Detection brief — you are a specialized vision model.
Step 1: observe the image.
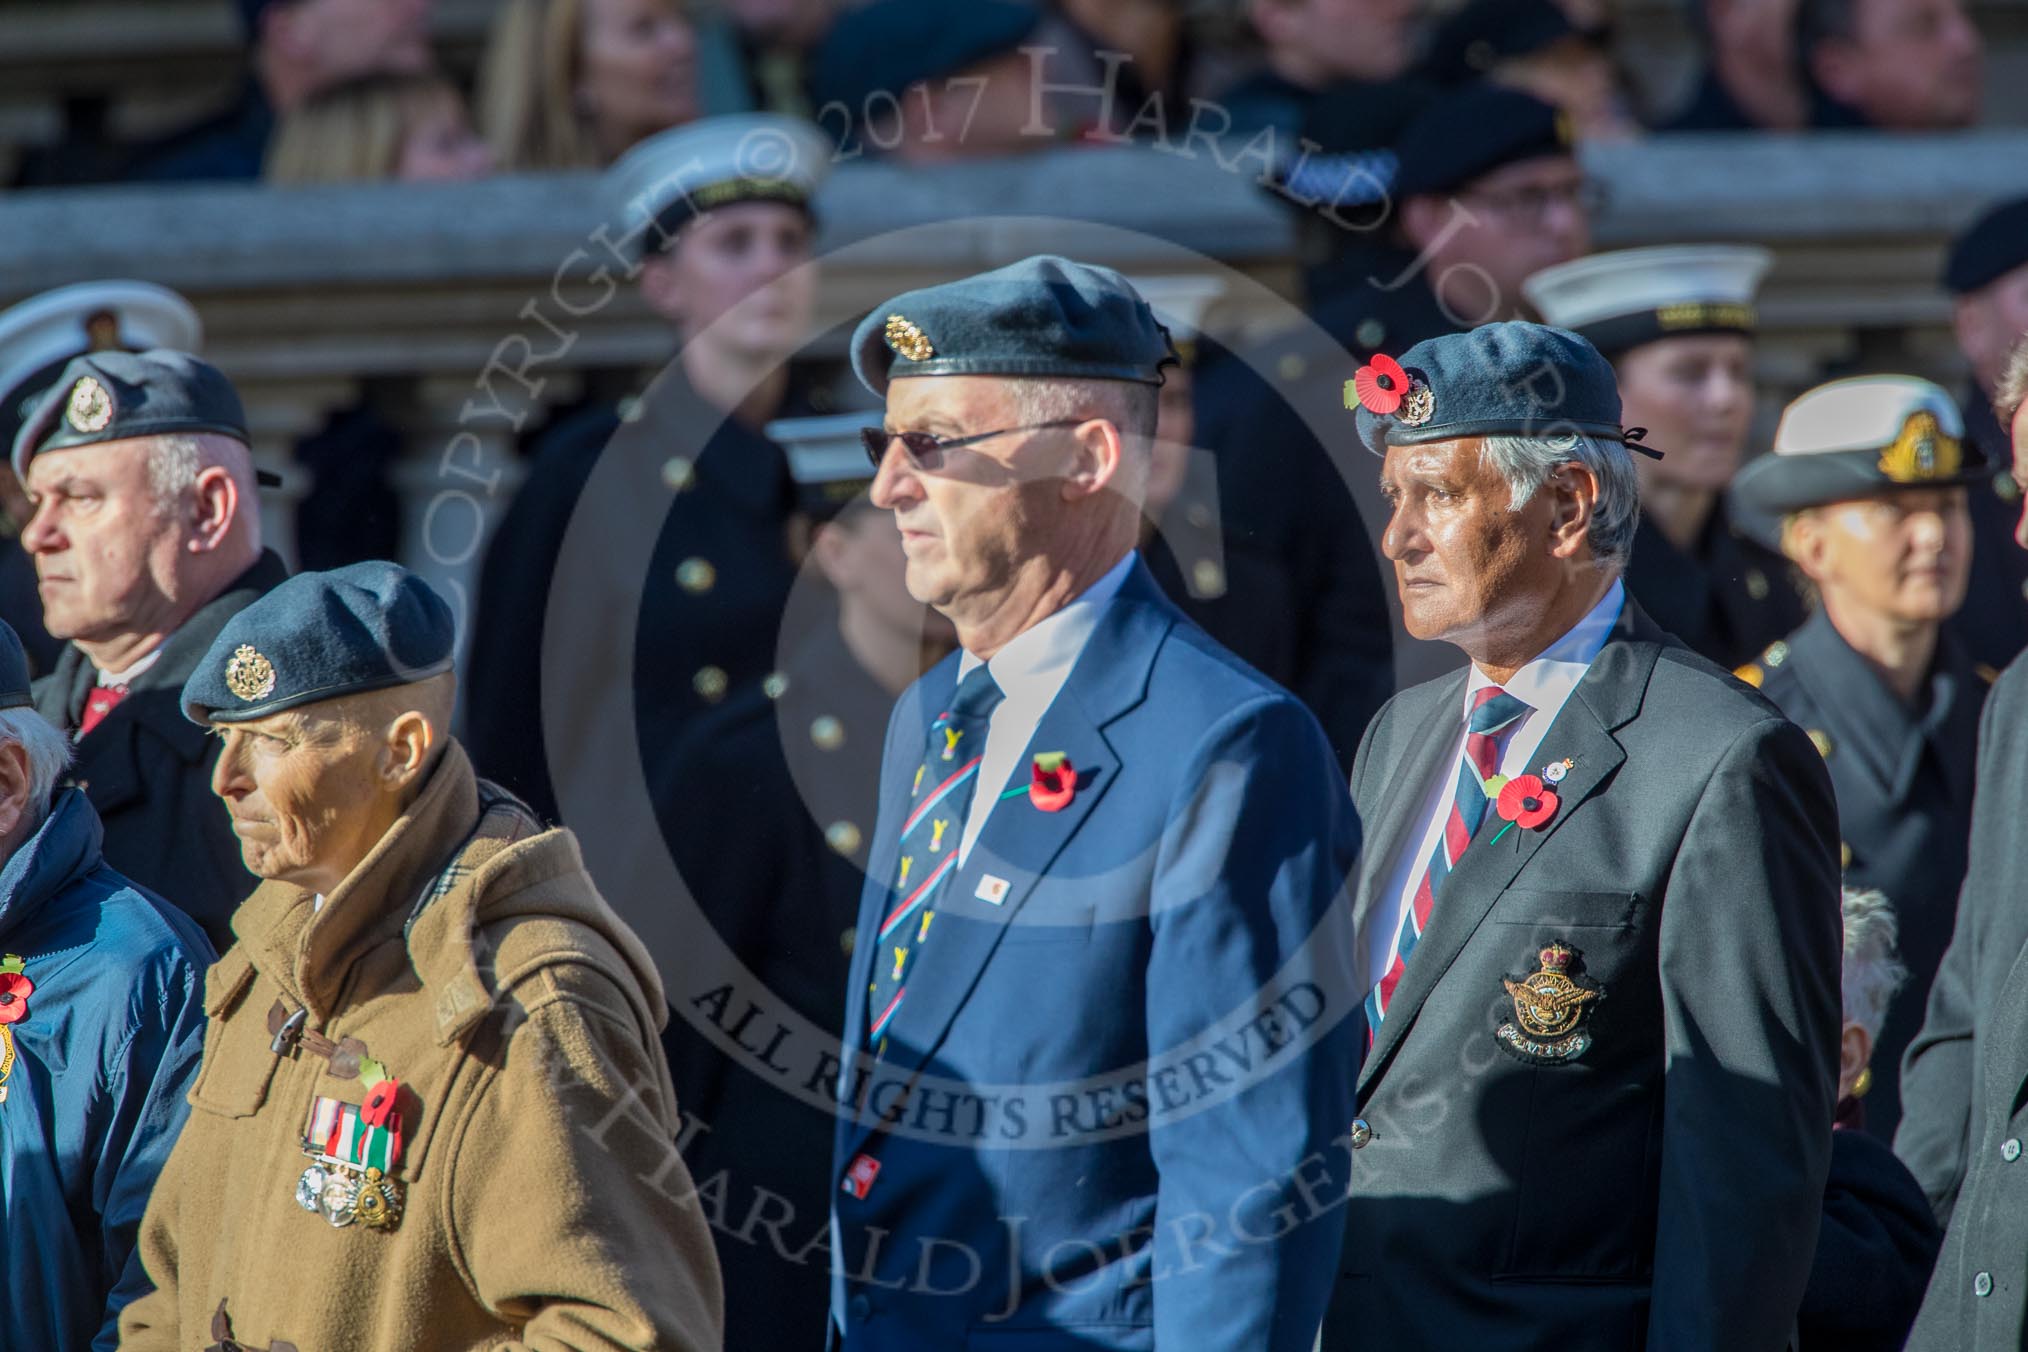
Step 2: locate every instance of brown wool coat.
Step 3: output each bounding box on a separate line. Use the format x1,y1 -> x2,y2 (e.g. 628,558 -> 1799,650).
118,742 -> 723,1351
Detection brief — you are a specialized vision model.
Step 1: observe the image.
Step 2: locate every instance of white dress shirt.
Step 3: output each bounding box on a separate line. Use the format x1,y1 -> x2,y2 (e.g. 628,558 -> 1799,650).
1366,579 -> 1626,986
952,551 -> 1136,864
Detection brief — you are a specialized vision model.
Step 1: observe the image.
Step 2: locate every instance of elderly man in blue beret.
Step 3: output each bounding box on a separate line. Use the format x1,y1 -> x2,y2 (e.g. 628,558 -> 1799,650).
0,615 -> 211,1351
829,255 -> 1361,1350
1320,321 -> 1842,1350
119,562 -> 722,1352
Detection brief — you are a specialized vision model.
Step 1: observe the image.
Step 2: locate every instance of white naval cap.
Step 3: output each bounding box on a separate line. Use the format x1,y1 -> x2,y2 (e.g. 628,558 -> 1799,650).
604,113 -> 834,264
1772,374 -> 1965,456
1522,244 -> 1773,357
0,280 -> 201,442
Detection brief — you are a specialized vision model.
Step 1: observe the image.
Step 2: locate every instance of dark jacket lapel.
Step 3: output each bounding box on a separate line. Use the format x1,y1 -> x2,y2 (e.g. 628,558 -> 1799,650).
1349,674 -> 1467,977
1358,601 -> 1664,1096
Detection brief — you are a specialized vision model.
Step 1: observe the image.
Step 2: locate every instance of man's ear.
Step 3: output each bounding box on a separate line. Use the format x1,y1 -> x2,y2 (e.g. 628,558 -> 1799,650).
1782,509 -> 1830,583
380,710 -> 437,791
809,519 -> 854,592
1058,419 -> 1124,503
188,465 -> 240,554
1838,1021 -> 1872,1095
1544,459 -> 1600,559
638,254 -> 687,326
0,740 -> 33,844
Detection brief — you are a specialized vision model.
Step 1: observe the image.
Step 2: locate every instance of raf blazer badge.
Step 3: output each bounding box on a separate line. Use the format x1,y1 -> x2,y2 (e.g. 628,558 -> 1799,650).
1496,942 -> 1602,1064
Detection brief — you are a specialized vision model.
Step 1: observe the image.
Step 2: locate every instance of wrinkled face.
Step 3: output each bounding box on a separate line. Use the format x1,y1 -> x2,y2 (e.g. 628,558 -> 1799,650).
1418,156 -> 1593,324
1380,437 -> 1565,649
649,201 -> 816,356
1818,0 -> 1983,129
869,376 -> 1073,618
1616,334 -> 1755,493
580,0 -> 699,146
394,93 -> 494,181
289,0 -> 434,86
22,440 -> 188,644
210,704 -> 390,891
1793,486 -> 1971,624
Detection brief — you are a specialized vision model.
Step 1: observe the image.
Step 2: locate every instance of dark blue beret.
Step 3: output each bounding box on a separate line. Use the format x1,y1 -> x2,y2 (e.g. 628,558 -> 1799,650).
0,620 -> 31,712
1943,194 -> 2028,295
811,0 -> 1042,134
1423,0 -> 1585,86
1390,85 -> 1574,199
1350,320 -> 1631,456
182,562 -> 455,724
850,255 -> 1176,396
12,349 -> 247,479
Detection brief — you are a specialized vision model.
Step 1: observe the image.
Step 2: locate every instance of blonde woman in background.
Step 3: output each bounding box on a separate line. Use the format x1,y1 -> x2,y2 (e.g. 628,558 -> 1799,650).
479,0 -> 700,169
266,71 -> 494,182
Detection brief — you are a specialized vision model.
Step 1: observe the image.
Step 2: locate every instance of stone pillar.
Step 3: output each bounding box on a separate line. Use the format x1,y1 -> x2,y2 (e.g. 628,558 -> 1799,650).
238,377 -> 360,571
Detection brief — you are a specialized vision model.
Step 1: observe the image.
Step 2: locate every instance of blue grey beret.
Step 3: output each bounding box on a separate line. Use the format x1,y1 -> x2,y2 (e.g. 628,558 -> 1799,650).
0,620 -> 31,712
850,255 -> 1177,397
1944,194 -> 2028,295
1350,321 -> 1633,456
811,0 -> 1042,137
1390,85 -> 1573,200
182,562 -> 455,725
13,349 -> 247,479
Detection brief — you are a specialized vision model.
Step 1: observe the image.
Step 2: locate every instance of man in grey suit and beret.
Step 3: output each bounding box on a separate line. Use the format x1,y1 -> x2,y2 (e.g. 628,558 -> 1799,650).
1319,322 -> 1842,1350
1900,339 -> 2028,1349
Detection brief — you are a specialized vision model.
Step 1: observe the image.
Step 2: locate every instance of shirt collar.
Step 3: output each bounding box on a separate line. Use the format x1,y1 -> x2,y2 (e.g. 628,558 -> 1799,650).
94,645 -> 164,688
957,552 -> 1136,700
1464,578 -> 1626,715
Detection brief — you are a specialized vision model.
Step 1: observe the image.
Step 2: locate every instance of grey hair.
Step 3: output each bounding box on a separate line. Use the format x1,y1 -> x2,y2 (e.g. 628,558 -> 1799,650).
0,706 -> 75,822
1005,378 -> 1159,445
1477,431 -> 1641,571
146,432 -> 260,521
1841,886 -> 1908,1043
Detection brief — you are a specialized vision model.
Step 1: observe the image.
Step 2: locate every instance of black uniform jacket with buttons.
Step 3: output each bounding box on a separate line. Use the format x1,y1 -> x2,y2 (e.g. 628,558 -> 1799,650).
30,549 -> 288,950
465,363 -> 809,825
1753,609 -> 1986,1143
1625,499 -> 1805,671
1319,600 -> 1842,1352
1900,655 -> 2028,1348
1800,1125 -> 1941,1352
653,606 -> 905,1352
1954,385 -> 2028,675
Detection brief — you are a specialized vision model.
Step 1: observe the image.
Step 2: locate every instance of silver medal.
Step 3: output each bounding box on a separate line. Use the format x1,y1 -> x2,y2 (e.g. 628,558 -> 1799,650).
296,1164 -> 328,1213
320,1172 -> 359,1227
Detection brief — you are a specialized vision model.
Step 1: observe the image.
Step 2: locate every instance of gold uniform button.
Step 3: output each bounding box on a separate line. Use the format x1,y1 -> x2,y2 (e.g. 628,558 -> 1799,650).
1841,842 -> 1853,869
762,671 -> 790,700
839,928 -> 856,956
826,821 -> 863,855
1191,559 -> 1228,598
1185,503 -> 1212,529
1745,569 -> 1769,601
1355,318 -> 1387,350
1996,474 -> 2020,503
676,557 -> 717,593
661,457 -> 695,491
1733,662 -> 1764,688
617,397 -> 645,424
693,666 -> 728,702
811,715 -> 845,751
1277,353 -> 1307,382
1808,729 -> 1833,759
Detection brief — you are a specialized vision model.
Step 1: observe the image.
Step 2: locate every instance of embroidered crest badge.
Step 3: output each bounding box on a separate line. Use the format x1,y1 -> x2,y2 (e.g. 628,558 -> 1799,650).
884,314 -> 935,363
1496,942 -> 1602,1064
65,376 -> 114,433
225,644 -> 277,702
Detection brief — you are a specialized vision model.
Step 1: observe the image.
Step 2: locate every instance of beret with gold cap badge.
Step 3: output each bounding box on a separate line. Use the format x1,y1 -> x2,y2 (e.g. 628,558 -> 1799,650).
849,254 -> 1177,397
0,280 -> 201,457
1731,375 -> 1986,548
182,561 -> 455,725
12,349 -> 249,479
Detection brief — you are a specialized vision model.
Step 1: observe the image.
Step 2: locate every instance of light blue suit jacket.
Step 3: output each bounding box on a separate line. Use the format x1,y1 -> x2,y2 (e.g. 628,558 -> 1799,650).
829,560 -> 1362,1351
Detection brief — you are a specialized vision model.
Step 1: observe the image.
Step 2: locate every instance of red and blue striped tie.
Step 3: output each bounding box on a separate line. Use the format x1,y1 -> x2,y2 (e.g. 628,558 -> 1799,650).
1367,686 -> 1531,1033
866,666 -> 1005,1053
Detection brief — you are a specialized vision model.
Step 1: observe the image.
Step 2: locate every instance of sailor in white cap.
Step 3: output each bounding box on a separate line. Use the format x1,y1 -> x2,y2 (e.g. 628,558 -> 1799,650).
1732,374 -> 1988,1147
1525,243 -> 1806,668
0,282 -> 204,674
467,113 -> 836,824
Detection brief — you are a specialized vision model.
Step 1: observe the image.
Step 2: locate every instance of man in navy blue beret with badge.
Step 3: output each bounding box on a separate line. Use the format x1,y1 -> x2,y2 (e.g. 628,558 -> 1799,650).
1320,321 -> 1841,1349
831,255 -> 1361,1350
120,562 -> 722,1351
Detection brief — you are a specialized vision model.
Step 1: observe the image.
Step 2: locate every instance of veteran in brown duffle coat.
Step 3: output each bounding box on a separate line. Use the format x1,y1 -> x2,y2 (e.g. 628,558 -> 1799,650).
118,563 -> 722,1352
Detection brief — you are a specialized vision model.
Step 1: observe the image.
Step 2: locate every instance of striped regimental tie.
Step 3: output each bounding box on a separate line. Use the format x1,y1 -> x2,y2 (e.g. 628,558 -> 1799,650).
866,665 -> 1005,1053
1366,687 -> 1531,1032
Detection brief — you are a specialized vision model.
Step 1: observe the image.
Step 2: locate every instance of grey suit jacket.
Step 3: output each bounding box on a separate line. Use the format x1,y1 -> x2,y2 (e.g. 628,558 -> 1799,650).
1319,600 -> 1842,1351
1900,654 -> 2028,1348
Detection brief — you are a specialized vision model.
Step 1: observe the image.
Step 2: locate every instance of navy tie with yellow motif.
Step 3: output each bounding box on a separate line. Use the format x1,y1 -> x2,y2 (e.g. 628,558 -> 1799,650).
866,665 -> 1005,1053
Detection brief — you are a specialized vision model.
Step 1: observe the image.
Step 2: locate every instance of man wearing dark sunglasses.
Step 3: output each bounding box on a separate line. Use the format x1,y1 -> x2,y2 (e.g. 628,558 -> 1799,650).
827,254 -> 1361,1352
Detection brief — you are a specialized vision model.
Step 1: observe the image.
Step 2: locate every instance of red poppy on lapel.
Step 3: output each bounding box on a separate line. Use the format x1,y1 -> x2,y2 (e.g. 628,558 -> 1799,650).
1349,352 -> 1410,415
1496,774 -> 1559,831
0,970 -> 32,1026
1030,752 -> 1076,812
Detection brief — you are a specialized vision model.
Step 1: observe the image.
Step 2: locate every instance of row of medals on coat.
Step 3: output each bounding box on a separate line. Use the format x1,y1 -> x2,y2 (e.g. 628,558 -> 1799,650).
296,1075 -> 407,1230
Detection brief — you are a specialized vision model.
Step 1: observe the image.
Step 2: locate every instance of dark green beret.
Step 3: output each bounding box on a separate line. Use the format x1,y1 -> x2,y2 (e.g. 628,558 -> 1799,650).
1943,195 -> 2028,295
0,620 -> 32,711
182,561 -> 455,725
12,349 -> 247,478
811,0 -> 1042,139
850,254 -> 1176,397
1350,320 -> 1633,457
1390,85 -> 1574,200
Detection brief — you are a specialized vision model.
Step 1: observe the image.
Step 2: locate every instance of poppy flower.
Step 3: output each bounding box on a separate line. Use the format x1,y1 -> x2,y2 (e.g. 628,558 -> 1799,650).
1496,774 -> 1559,831
1030,752 -> 1076,812
1352,353 -> 1410,415
0,971 -> 34,1025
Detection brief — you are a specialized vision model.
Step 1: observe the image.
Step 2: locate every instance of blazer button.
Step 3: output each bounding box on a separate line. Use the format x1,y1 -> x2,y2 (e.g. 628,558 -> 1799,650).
1349,1118 -> 1373,1149
1975,1272 -> 1994,1297
848,1293 -> 873,1321
2003,1138 -> 2022,1162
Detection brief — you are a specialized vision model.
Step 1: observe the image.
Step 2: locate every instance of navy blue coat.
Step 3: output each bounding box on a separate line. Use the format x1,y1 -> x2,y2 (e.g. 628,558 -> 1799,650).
829,560 -> 1362,1350
0,787 -> 211,1350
